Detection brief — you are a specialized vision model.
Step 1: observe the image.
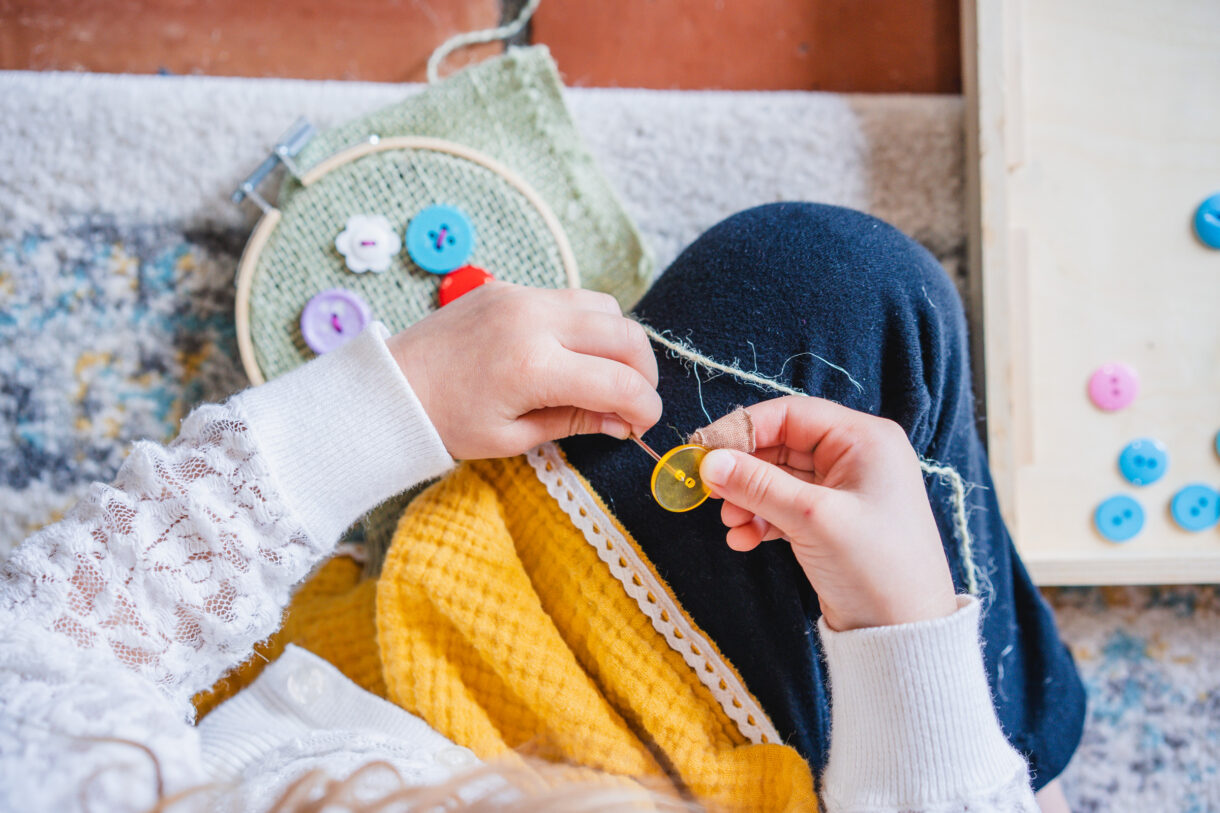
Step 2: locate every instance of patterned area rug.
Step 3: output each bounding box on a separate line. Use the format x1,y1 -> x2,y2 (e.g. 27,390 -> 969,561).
1,69 -> 1216,810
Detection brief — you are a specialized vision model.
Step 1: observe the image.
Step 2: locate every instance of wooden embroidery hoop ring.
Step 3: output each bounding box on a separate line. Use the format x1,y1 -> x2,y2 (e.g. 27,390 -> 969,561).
234,135 -> 582,386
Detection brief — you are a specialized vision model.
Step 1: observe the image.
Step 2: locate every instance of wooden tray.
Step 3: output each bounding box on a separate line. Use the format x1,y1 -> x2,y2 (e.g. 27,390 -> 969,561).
963,0 -> 1220,584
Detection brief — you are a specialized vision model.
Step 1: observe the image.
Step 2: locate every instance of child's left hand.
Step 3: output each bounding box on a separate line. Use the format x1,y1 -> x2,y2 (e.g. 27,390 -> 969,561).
386,282 -> 662,460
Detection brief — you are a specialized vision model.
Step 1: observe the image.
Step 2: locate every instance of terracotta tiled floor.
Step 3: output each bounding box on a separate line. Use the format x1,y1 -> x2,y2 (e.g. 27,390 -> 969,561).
0,0 -> 959,92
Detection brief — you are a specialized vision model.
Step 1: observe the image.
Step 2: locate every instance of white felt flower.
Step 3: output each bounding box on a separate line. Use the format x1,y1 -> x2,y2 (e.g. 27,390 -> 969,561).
334,214 -> 401,273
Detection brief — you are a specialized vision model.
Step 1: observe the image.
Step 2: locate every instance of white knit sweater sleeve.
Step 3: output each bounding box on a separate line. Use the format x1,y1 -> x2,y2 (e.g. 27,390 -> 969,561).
0,323 -> 453,813
817,595 -> 1039,812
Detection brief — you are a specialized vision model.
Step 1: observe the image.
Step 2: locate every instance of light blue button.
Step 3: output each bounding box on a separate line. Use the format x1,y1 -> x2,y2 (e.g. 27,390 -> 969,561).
1117,438 -> 1169,486
1170,484 -> 1220,532
1094,495 -> 1144,543
405,205 -> 475,273
1195,193 -> 1220,249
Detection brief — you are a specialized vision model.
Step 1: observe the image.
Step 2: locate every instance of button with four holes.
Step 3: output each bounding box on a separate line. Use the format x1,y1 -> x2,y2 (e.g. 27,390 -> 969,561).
300,288 -> 372,355
1087,362 -> 1139,412
406,205 -> 475,273
1094,495 -> 1145,543
1118,438 -> 1169,486
438,265 -> 494,307
1170,484 -> 1220,532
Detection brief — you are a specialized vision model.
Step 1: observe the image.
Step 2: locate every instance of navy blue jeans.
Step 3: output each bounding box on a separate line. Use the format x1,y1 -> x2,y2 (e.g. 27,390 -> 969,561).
560,203 -> 1086,789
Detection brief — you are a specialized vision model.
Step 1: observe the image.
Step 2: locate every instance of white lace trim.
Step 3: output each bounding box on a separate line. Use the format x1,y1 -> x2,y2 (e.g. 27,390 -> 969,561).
525,442 -> 781,746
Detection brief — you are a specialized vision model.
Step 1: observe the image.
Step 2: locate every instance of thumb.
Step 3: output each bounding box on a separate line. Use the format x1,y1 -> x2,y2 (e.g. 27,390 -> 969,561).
701,448 -> 824,534
518,407 -> 631,446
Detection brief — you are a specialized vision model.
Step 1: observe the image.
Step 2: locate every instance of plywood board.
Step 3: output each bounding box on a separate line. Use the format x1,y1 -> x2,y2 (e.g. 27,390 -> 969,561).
963,0 -> 1220,584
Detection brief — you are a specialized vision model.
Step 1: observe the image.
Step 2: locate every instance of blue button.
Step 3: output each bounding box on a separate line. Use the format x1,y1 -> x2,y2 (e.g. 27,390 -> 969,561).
406,205 -> 475,273
1094,495 -> 1144,542
1170,484 -> 1220,532
1195,193 -> 1220,249
1117,438 -> 1169,486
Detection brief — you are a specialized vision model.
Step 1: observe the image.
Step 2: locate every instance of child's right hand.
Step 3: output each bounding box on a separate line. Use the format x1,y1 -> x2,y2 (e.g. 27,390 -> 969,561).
386,282 -> 662,461
698,396 -> 958,632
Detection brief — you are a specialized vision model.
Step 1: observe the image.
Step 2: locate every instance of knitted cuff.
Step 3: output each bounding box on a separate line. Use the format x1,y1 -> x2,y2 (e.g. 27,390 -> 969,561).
818,596 -> 1030,808
233,322 -> 454,547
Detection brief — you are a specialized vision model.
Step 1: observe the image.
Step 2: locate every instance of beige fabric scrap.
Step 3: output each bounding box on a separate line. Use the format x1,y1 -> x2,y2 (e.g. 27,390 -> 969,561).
688,406 -> 755,453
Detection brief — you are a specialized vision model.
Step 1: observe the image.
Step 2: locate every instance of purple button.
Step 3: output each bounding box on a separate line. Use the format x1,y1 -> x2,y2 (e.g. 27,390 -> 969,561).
300,288 -> 372,355
1087,362 -> 1139,411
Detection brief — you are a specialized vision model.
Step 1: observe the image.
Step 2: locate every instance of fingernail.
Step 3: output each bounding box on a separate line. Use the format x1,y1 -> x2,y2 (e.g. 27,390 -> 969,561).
702,449 -> 735,485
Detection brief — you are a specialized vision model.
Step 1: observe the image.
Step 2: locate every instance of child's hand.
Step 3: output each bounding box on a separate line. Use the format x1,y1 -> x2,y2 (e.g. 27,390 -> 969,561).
698,396 -> 958,632
386,282 -> 661,460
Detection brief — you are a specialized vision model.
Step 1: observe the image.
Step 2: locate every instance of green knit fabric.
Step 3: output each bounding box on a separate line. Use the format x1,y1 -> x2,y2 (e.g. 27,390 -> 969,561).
245,45 -> 653,560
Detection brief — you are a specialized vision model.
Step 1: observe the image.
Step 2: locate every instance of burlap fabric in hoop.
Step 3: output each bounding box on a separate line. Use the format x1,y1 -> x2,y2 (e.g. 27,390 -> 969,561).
243,45 -> 654,562
249,45 -> 654,385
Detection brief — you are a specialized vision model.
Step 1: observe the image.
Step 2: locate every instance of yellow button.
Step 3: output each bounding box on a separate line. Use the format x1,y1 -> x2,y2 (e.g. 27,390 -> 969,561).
651,444 -> 711,513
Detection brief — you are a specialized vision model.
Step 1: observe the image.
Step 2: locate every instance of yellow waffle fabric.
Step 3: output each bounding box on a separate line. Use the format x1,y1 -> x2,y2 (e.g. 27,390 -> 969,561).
195,453 -> 817,812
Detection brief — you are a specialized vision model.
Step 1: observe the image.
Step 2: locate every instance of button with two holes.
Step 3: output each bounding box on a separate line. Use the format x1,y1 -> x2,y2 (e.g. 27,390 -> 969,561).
1117,438 -> 1169,486
300,288 -> 373,355
1088,362 -> 1139,411
1170,484 -> 1220,532
651,444 -> 711,513
335,214 -> 400,273
1094,495 -> 1145,542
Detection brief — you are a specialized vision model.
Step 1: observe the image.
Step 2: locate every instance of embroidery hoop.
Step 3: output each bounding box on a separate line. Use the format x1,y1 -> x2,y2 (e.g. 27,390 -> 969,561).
234,135 -> 581,386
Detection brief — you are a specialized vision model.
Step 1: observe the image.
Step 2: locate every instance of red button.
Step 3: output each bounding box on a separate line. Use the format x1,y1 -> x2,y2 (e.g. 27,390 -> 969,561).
438,265 -> 494,306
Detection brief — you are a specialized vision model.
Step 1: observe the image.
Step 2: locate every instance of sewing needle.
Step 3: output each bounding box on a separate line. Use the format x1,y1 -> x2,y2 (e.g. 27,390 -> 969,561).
629,433 -> 662,462
630,433 -> 688,481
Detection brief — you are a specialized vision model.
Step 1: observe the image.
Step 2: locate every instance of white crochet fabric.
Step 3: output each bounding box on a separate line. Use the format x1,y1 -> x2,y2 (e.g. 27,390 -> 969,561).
0,321 -> 1036,812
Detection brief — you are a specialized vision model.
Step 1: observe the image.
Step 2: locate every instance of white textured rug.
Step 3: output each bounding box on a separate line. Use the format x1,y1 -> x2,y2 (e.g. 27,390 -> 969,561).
1,68 -> 1216,811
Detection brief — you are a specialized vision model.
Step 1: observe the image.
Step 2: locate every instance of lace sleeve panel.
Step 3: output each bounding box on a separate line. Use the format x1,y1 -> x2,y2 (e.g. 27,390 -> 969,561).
0,399 -> 324,709
0,620 -> 207,813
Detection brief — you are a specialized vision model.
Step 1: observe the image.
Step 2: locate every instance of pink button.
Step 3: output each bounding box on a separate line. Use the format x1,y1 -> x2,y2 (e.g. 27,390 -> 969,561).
1087,362 -> 1139,411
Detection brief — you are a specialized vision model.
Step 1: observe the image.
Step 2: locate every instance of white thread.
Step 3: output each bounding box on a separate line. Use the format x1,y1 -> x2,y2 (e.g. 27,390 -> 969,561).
776,351 -> 865,395
693,364 -> 713,424
921,285 -> 938,310
427,0 -> 543,84
996,642 -> 1015,701
640,323 -> 864,397
526,443 -> 782,746
638,322 -> 981,595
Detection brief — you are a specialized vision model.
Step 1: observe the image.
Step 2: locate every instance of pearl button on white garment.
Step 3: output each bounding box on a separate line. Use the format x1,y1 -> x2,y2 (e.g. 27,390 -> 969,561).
286,665 -> 327,706
434,745 -> 478,767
